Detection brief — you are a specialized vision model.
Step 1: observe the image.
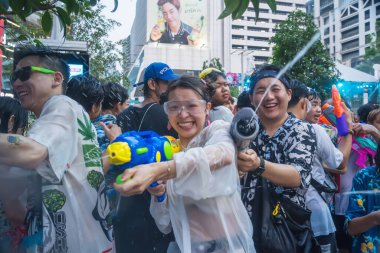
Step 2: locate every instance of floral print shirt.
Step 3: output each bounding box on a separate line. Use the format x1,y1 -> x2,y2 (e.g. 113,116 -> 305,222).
345,166 -> 380,253
242,113 -> 316,218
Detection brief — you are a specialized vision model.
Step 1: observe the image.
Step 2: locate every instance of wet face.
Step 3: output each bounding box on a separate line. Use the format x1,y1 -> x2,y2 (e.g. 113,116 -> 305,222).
212,75 -> 230,105
306,97 -> 322,124
12,55 -> 60,116
166,87 -> 209,145
251,77 -> 291,124
162,3 -> 180,30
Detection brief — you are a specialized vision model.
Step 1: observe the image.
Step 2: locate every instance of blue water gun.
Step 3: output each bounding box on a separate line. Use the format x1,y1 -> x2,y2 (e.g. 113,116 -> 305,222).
107,131 -> 181,202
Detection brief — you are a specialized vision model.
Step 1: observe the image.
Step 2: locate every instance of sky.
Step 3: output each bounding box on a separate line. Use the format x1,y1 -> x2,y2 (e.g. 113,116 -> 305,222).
101,0 -> 137,42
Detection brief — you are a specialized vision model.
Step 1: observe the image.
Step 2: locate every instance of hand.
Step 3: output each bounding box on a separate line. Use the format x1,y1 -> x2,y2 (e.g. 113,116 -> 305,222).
147,181 -> 166,197
237,149 -> 260,173
150,25 -> 162,41
353,123 -> 378,137
113,163 -> 157,196
372,210 -> 380,226
100,122 -> 122,142
341,102 -> 353,130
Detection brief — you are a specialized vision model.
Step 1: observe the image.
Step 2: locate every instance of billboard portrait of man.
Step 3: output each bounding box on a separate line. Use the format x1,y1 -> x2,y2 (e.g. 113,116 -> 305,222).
148,0 -> 207,46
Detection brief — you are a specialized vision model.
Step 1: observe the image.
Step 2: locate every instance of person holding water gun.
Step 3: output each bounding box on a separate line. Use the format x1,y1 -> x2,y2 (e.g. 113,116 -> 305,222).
114,76 -> 255,253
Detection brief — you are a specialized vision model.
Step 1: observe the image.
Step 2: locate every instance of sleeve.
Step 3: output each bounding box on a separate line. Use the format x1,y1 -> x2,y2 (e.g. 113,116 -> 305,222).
172,121 -> 238,200
149,196 -> 172,234
285,122 -> 316,189
27,97 -> 78,183
345,169 -> 368,231
314,124 -> 343,169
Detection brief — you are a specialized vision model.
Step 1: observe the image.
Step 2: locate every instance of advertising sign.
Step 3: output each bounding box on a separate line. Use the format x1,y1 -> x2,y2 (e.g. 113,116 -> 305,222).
147,0 -> 207,47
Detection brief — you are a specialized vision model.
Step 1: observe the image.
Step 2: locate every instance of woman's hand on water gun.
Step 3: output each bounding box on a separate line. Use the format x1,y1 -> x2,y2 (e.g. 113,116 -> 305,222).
147,181 -> 166,198
352,123 -> 380,140
114,164 -> 156,196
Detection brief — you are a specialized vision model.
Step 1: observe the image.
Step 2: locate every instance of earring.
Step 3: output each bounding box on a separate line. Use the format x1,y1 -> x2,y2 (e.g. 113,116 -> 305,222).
206,114 -> 211,126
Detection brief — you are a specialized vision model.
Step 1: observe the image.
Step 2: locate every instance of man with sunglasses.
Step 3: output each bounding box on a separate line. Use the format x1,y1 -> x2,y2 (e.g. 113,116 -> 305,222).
115,62 -> 178,253
0,46 -> 114,252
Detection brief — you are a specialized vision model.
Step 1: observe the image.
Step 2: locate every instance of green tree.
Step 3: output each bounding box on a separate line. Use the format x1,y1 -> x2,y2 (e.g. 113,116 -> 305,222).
202,58 -> 224,72
219,0 -> 276,20
66,3 -> 127,85
0,0 -> 118,35
270,10 -> 339,97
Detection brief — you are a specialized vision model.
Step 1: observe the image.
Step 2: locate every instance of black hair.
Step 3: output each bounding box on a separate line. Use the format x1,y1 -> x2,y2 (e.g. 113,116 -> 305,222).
288,80 -> 309,108
161,75 -> 210,103
237,90 -> 255,110
357,103 -> 377,123
249,64 -> 291,94
307,88 -> 321,101
13,45 -> 70,92
202,70 -> 226,107
102,82 -> 129,110
143,78 -> 167,99
0,96 -> 28,134
66,75 -> 104,112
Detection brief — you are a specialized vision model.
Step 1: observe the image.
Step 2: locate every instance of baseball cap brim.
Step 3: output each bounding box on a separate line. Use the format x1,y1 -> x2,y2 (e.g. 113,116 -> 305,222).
160,72 -> 180,81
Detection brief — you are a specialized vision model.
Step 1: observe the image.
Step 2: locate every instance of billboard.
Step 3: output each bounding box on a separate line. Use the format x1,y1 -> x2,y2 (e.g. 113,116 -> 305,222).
147,0 -> 207,46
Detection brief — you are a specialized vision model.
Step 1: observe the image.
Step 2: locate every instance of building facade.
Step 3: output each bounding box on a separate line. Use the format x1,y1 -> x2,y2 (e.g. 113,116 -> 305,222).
125,0 -> 306,91
307,0 -> 380,67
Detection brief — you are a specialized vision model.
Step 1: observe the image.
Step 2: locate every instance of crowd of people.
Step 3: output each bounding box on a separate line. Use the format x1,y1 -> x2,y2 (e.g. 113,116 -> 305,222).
0,45 -> 380,253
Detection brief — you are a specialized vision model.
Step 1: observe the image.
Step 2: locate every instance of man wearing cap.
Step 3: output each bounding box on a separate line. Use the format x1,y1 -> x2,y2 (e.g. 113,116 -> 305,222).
115,62 -> 178,253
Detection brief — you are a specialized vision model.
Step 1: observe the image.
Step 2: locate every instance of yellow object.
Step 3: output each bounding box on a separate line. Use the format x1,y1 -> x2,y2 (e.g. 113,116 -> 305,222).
156,151 -> 162,162
107,142 -> 132,165
199,68 -> 222,79
272,202 -> 280,216
357,198 -> 364,207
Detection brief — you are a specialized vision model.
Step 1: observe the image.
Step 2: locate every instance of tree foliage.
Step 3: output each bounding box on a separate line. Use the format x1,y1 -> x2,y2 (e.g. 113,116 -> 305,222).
66,3 -> 129,85
202,58 -> 224,72
0,0 -> 118,35
219,0 -> 276,20
270,10 -> 339,97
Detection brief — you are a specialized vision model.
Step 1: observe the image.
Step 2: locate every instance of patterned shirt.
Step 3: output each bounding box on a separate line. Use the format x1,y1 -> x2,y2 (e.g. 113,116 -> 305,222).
242,113 -> 316,218
345,166 -> 380,253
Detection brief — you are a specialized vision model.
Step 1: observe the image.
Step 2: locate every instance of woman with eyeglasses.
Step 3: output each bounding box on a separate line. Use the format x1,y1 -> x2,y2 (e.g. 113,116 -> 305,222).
113,75 -> 255,253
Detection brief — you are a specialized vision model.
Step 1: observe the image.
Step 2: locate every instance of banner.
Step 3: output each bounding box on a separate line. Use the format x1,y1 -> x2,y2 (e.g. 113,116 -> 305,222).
147,0 -> 207,47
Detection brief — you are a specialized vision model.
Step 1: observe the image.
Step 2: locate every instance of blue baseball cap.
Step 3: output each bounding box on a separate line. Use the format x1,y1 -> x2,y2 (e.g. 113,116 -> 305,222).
134,62 -> 179,87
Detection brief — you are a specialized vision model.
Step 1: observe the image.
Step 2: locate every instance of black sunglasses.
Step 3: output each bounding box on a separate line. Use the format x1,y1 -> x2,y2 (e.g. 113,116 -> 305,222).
11,66 -> 56,83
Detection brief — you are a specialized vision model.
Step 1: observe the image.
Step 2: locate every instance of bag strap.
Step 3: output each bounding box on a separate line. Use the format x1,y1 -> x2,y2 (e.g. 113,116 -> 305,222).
137,103 -> 157,132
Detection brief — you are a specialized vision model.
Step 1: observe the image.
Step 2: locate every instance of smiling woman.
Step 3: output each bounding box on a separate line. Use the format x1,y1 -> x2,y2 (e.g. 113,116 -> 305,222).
113,75 -> 255,253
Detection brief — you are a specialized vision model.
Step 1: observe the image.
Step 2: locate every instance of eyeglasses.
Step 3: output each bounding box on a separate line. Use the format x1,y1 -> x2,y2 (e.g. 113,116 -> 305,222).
11,66 -> 56,83
163,100 -> 206,116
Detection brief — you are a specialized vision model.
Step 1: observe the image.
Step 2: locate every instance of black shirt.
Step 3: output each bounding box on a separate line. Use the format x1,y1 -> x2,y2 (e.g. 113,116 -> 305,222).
115,103 -> 177,253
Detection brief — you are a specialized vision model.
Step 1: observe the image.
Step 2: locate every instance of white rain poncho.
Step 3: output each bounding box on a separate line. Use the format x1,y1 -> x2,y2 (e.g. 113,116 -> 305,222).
150,120 -> 255,253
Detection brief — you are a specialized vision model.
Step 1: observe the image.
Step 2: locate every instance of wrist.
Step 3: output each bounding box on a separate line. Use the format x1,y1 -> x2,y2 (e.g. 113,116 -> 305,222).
252,157 -> 265,177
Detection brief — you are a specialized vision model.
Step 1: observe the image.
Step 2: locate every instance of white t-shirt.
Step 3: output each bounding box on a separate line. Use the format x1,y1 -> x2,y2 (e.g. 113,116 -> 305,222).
306,124 -> 343,236
209,106 -> 234,123
150,120 -> 255,253
27,95 -> 114,253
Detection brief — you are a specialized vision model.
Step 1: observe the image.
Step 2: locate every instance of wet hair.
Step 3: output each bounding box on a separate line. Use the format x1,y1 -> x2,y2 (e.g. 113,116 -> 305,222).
357,103 -> 377,123
367,108 -> 380,125
66,75 -> 104,112
288,80 -> 309,108
102,82 -> 129,110
237,90 -> 254,110
201,70 -> 226,107
157,0 -> 181,10
0,97 -> 28,134
249,64 -> 291,94
13,45 -> 70,92
161,75 -> 210,103
307,88 -> 321,101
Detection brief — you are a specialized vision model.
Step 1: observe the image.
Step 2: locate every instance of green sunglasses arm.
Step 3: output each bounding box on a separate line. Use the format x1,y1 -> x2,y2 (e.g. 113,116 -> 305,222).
31,66 -> 56,74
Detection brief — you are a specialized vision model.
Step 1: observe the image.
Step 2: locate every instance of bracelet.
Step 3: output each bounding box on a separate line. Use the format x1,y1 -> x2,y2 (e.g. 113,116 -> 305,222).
166,161 -> 172,177
348,129 -> 354,135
